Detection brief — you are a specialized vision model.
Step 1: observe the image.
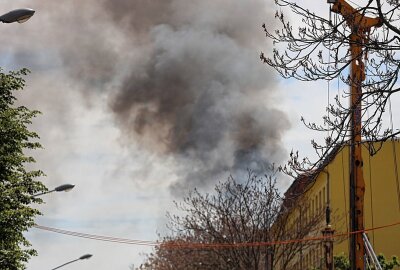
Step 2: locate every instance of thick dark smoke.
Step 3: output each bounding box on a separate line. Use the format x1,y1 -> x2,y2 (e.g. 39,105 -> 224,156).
3,0 -> 290,196
103,0 -> 290,194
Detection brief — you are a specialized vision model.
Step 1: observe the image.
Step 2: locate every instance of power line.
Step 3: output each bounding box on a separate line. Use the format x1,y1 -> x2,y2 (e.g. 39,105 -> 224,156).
33,221 -> 400,249
388,97 -> 400,213
33,225 -> 158,247
347,0 -> 362,8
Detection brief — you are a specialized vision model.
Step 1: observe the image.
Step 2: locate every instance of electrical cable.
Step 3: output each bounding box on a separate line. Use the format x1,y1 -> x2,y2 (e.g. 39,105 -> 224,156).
388,97 -> 400,213
347,0 -> 362,8
341,144 -> 349,233
33,225 -> 158,247
335,12 -> 349,234
368,140 -> 375,247
33,220 -> 400,249
366,92 -> 375,246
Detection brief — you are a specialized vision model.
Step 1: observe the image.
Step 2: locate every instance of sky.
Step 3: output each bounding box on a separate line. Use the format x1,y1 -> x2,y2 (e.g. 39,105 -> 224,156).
2,1 -> 398,269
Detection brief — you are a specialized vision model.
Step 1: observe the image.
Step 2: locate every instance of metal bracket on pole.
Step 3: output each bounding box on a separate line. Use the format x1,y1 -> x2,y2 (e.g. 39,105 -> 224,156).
362,233 -> 382,270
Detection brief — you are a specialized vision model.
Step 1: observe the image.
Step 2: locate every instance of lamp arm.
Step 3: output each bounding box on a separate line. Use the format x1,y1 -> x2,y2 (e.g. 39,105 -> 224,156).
50,258 -> 80,270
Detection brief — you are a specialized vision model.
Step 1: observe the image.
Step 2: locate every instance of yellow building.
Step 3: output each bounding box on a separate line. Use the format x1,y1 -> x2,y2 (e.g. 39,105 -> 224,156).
276,140 -> 400,269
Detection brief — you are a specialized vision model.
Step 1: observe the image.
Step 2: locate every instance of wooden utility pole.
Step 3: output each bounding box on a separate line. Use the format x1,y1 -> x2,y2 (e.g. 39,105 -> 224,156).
329,1 -> 382,269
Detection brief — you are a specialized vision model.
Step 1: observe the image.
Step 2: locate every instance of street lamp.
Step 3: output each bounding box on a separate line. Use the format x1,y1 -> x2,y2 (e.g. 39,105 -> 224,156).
51,254 -> 93,270
32,184 -> 75,197
0,8 -> 35,24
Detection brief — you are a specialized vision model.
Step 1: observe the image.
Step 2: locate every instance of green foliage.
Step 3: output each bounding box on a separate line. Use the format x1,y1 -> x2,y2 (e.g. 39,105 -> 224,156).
0,69 -> 47,269
377,254 -> 400,270
334,253 -> 350,270
333,253 -> 400,270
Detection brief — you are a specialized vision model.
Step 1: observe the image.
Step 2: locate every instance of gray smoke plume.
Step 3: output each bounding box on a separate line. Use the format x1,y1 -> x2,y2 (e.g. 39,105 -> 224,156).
2,0 -> 289,196
104,0 -> 290,194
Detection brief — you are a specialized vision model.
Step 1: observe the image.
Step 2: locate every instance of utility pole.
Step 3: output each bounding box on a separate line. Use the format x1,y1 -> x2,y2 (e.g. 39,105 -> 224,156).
328,1 -> 382,269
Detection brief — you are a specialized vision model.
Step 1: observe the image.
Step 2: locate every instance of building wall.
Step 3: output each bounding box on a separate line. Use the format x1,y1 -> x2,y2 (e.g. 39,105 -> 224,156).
278,140 -> 400,269
274,173 -> 329,269
328,141 -> 400,258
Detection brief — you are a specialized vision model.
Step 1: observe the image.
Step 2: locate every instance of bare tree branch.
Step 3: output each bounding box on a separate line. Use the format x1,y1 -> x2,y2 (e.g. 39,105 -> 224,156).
263,0 -> 400,177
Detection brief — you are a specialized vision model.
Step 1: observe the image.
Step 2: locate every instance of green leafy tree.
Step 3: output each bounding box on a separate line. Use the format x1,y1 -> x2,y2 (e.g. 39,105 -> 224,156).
0,69 -> 47,269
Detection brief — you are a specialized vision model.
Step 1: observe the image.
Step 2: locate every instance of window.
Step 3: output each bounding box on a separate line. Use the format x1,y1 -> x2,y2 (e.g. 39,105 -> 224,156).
305,204 -> 309,224
319,191 -> 322,212
312,199 -> 315,217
